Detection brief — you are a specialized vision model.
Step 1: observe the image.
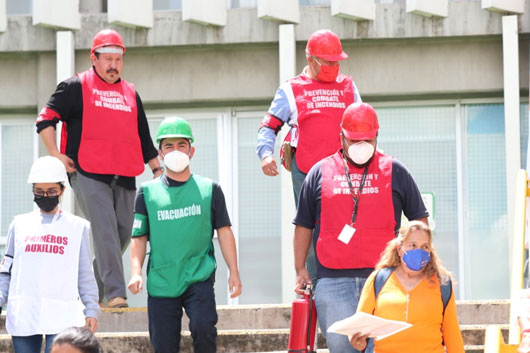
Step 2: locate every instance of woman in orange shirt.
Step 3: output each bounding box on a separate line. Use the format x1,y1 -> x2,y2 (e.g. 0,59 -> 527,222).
350,221 -> 464,353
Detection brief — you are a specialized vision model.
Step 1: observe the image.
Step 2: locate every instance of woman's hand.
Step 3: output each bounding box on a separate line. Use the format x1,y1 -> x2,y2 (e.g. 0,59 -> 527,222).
350,332 -> 369,351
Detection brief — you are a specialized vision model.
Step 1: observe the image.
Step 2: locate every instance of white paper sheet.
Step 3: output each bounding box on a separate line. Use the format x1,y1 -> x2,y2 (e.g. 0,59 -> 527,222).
327,312 -> 412,341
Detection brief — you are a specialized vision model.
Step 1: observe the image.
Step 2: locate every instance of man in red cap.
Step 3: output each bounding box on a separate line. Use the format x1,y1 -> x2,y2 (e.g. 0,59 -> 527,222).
36,29 -> 163,308
257,29 -> 361,205
293,102 -> 428,353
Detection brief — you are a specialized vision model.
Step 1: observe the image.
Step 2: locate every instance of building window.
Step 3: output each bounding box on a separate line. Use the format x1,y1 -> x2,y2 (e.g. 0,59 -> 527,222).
153,0 -> 182,10
377,105 -> 459,285
6,0 -> 32,15
462,103 -> 508,299
376,102 -> 527,300
230,0 -> 257,8
0,119 -> 37,254
299,0 -> 330,5
236,114 -> 282,304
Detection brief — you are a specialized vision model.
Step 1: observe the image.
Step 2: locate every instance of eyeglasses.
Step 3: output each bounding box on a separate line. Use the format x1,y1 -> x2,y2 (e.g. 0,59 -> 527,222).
311,56 -> 339,67
33,189 -> 60,197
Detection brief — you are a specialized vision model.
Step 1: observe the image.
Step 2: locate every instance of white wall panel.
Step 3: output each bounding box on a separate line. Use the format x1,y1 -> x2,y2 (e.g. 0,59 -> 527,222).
258,0 -> 299,24
406,0 -> 448,17
33,0 -> 80,30
482,0 -> 524,14
182,0 -> 226,26
108,0 -> 153,29
55,31 -> 76,213
331,0 -> 375,21
0,0 -> 5,32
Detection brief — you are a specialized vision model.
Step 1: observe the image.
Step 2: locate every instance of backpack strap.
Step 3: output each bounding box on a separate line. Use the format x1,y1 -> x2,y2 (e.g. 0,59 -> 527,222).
440,278 -> 452,316
375,267 -> 452,317
374,267 -> 395,298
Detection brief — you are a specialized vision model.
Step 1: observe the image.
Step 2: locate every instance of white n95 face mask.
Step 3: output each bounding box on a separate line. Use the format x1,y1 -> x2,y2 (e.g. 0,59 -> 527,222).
163,150 -> 190,173
347,141 -> 375,165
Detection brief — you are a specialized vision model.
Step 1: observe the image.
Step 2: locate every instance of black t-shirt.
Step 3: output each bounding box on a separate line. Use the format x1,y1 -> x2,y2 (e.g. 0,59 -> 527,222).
134,174 -> 232,237
36,70 -> 158,190
294,156 -> 429,279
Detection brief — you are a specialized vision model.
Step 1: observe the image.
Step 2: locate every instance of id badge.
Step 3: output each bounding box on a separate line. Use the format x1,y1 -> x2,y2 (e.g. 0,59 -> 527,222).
338,224 -> 356,244
0,255 -> 12,273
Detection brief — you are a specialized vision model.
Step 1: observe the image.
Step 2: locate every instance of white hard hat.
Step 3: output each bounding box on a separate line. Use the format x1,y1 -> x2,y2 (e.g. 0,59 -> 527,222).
27,156 -> 68,184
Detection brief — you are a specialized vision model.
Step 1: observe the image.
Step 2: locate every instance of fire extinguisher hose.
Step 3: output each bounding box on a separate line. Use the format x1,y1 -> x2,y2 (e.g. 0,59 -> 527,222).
307,285 -> 316,353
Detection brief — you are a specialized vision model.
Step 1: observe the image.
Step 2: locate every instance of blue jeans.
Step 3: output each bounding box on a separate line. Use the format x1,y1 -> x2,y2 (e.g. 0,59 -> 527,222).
291,153 -> 318,279
315,277 -> 373,353
12,334 -> 56,353
148,278 -> 218,353
290,152 -> 307,207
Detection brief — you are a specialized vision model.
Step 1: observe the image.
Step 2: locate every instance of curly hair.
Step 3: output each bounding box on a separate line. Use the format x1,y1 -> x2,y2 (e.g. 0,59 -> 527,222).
375,220 -> 453,284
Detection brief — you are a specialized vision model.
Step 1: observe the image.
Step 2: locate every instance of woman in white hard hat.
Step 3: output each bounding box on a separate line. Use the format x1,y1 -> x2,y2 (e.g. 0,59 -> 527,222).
0,156 -> 99,353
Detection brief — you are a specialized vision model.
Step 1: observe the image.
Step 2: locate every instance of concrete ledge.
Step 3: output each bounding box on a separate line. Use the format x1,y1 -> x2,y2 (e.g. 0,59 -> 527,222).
0,300 -> 510,334
460,324 -> 509,346
93,300 -> 508,332
456,300 -> 510,325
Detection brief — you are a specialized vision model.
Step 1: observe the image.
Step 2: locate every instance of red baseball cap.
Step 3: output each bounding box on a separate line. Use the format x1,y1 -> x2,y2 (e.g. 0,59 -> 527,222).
305,29 -> 348,61
341,103 -> 379,140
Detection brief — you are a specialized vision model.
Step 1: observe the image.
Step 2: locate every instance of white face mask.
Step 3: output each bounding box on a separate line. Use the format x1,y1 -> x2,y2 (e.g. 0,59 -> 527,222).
163,150 -> 190,173
347,141 -> 375,165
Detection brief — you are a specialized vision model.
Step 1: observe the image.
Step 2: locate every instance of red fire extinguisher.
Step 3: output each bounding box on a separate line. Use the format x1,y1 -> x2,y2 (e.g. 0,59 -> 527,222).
288,285 -> 317,353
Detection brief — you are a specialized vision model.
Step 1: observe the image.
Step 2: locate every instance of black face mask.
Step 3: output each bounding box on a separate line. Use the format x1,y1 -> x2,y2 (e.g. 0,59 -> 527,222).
33,195 -> 60,213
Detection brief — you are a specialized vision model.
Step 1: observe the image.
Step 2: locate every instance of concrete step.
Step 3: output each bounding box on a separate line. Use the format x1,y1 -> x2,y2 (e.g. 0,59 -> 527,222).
90,300 -> 513,333
0,300 -> 510,334
0,325 -> 508,353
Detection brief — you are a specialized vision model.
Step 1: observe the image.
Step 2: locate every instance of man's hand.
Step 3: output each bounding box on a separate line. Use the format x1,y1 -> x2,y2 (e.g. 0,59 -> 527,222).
261,156 -> 279,176
54,153 -> 76,173
228,271 -> 242,298
128,274 -> 143,295
295,268 -> 311,295
85,317 -> 98,333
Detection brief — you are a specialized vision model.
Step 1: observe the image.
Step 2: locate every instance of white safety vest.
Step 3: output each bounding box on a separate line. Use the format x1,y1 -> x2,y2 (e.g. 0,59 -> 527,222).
7,211 -> 87,335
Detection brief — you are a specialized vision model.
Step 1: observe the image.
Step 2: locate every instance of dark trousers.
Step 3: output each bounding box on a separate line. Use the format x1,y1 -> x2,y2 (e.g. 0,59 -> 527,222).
148,279 -> 218,353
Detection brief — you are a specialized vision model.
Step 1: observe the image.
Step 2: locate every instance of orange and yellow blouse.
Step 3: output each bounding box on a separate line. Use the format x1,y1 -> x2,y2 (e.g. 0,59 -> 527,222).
357,270 -> 464,353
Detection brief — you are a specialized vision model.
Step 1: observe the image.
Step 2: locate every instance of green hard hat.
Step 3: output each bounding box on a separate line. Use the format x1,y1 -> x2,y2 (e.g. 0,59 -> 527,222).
156,116 -> 194,144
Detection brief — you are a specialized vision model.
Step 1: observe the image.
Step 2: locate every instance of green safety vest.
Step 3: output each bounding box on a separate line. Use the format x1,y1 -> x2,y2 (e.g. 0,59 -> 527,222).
142,174 -> 216,297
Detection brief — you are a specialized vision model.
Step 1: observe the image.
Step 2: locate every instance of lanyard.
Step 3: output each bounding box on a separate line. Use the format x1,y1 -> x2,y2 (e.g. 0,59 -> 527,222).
342,158 -> 369,226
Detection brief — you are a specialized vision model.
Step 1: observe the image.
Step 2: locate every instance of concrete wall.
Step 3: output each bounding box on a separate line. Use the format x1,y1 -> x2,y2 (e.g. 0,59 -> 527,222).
2,2 -> 530,51
2,36 -> 527,112
0,1 -> 528,111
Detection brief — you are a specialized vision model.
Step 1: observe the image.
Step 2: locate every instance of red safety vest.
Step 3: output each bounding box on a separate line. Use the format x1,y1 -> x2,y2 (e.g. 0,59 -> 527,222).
290,73 -> 356,173
317,151 -> 395,269
77,68 -> 144,177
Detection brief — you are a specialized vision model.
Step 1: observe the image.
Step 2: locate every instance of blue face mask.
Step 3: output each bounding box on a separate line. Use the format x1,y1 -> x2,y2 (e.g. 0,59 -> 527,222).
402,248 -> 431,271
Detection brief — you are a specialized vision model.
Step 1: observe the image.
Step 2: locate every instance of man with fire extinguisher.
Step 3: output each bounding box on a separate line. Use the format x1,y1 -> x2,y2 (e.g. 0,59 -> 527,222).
293,102 -> 428,353
36,29 -> 162,308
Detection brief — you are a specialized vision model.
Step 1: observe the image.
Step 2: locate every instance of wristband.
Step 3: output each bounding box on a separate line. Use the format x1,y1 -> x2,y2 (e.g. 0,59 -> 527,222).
152,167 -> 164,174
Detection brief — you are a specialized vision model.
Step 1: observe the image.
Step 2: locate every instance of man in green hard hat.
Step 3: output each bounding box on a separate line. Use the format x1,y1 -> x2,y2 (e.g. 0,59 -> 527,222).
128,116 -> 242,353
